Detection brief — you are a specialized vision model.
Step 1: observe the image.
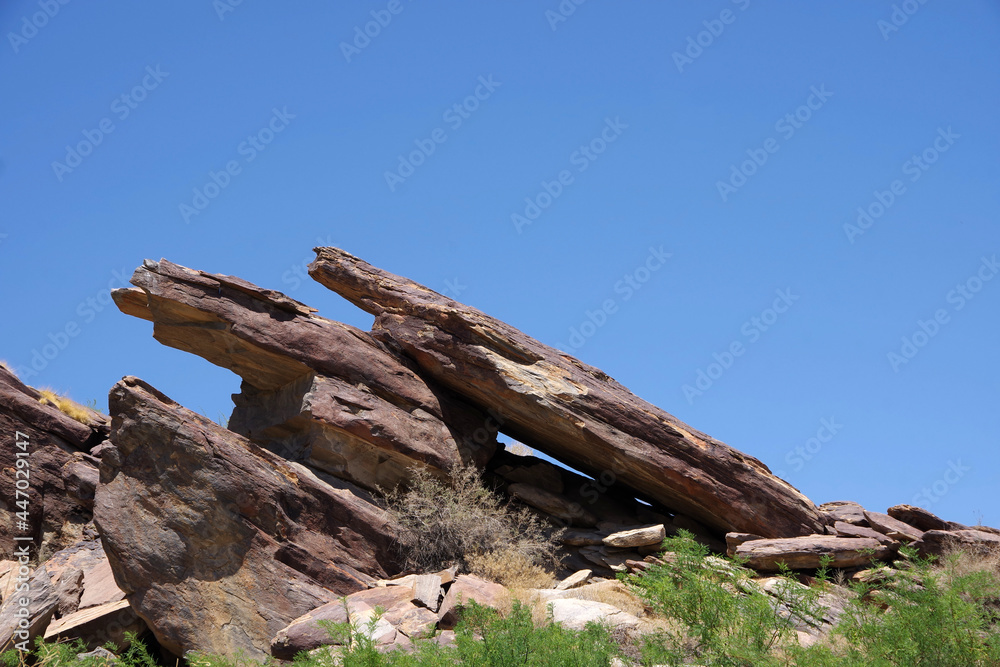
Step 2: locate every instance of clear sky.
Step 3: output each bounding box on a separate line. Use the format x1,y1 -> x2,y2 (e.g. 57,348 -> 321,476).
1,2 -> 997,528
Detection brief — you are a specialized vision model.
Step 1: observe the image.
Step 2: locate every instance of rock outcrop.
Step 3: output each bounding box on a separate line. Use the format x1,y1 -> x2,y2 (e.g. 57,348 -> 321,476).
94,376 -> 401,660
112,260 -> 498,492
308,247 -> 824,538
0,365 -> 106,561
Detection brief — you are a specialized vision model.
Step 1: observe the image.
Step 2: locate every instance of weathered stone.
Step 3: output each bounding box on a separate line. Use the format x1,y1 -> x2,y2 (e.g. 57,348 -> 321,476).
725,532 -> 765,556
864,511 -> 923,542
0,366 -> 106,560
43,599 -> 146,651
554,569 -> 592,591
832,521 -> 895,546
413,574 -> 442,611
886,504 -> 965,532
95,377 -> 401,661
734,535 -> 894,571
437,575 -> 508,629
382,602 -> 437,639
112,260 -> 498,491
818,501 -> 867,526
0,535 -> 117,652
603,525 -> 665,548
546,598 -> 641,632
309,247 -> 825,538
560,530 -> 604,547
271,601 -> 348,660
910,529 -> 1000,558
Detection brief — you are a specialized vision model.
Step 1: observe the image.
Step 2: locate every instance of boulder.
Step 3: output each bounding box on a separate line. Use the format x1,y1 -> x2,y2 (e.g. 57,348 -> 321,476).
546,598 -> 641,632
734,535 -> 894,571
554,569 -> 592,591
910,529 -> 1000,558
818,501 -> 867,526
94,377 -> 402,661
437,575 -> 508,629
0,366 -> 106,560
43,599 -> 146,651
725,532 -> 764,556
112,259 -> 498,491
602,525 -> 665,548
886,505 -> 966,532
831,522 -> 895,546
412,574 -> 442,611
308,247 -> 825,538
864,511 -> 923,542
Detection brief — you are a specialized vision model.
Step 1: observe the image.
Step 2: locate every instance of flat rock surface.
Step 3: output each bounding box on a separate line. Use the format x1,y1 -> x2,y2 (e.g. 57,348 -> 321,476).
734,535 -> 894,571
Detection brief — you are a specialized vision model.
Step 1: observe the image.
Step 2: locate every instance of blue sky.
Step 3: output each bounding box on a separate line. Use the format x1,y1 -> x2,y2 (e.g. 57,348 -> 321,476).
2,2 -> 998,528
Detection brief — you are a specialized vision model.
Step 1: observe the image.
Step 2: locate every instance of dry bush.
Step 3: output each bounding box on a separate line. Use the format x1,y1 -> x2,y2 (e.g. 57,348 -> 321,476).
381,463 -> 561,575
467,550 -> 556,589
37,388 -> 93,425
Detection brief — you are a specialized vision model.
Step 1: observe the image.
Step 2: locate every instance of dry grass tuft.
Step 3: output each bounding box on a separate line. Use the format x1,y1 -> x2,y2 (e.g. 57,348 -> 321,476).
467,550 -> 556,590
37,388 -> 93,425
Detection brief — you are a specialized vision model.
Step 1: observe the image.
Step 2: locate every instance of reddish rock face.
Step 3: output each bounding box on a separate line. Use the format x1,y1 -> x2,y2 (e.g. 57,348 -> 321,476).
0,366 -> 106,561
734,535 -> 895,571
94,376 -> 403,661
308,246 -> 825,538
112,259 -> 497,491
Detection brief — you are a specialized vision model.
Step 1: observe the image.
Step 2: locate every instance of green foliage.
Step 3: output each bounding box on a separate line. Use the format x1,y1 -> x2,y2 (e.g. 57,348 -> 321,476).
625,530 -> 816,665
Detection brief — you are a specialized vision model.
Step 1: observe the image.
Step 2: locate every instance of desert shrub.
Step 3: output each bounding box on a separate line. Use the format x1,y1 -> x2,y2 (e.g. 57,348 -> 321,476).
625,530 -> 818,665
380,464 -> 560,575
466,550 -> 555,590
2,633 -> 157,667
37,388 -> 93,425
816,545 -> 1000,666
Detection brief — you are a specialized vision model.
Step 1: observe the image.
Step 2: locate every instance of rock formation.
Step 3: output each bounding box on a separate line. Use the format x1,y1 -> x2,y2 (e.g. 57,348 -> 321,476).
0,246 -> 997,660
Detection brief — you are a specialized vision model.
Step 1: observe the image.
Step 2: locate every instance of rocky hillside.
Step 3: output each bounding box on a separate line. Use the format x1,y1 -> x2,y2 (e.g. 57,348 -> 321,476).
2,247 -> 997,662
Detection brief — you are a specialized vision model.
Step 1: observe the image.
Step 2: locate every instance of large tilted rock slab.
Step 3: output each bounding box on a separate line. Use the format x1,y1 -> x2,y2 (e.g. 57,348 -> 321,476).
0,366 -> 106,560
94,377 -> 402,661
734,535 -> 894,571
112,259 -> 497,490
308,247 -> 825,538
910,529 -> 1000,558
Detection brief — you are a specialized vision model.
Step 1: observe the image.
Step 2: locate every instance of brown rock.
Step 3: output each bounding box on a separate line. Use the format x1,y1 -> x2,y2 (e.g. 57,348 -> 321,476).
413,574 -> 442,612
0,366 -> 106,560
95,377 -> 401,661
382,602 -> 437,639
818,501 -> 867,526
886,505 -> 966,532
864,511 -> 923,542
112,259 -> 498,491
554,569 -> 592,590
602,525 -> 666,548
43,599 -> 145,651
725,532 -> 764,556
437,575 -> 508,629
271,601 -> 348,660
734,535 -> 894,571
832,522 -> 895,546
507,483 -> 598,526
910,529 -> 1000,558
0,535 -> 119,652
308,247 -> 825,538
